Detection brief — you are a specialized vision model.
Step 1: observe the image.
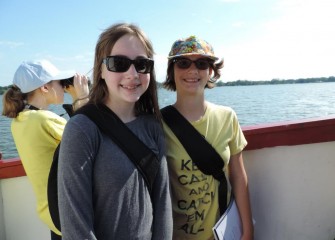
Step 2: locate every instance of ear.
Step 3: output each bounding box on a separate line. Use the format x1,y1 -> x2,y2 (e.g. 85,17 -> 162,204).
40,84 -> 49,93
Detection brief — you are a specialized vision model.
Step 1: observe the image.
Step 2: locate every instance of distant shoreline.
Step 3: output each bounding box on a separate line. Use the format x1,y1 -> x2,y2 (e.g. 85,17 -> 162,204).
157,76 -> 335,88
216,76 -> 335,87
1,76 -> 334,94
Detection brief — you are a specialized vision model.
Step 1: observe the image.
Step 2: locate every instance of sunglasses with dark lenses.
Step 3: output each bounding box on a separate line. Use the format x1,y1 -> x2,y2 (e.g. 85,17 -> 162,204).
103,56 -> 154,74
173,58 -> 212,70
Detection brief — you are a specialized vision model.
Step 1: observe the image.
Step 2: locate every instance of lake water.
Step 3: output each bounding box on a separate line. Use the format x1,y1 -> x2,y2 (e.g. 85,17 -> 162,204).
1,82 -> 335,159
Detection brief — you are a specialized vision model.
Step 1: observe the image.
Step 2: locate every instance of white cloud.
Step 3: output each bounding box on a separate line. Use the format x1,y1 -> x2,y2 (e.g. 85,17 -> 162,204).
217,0 -> 335,81
0,41 -> 24,48
232,21 -> 244,28
218,0 -> 240,2
154,54 -> 168,82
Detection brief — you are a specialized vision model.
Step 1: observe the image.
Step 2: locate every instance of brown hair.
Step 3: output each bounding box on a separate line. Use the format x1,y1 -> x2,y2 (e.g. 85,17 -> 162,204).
163,58 -> 224,91
89,23 -> 161,120
2,85 -> 28,118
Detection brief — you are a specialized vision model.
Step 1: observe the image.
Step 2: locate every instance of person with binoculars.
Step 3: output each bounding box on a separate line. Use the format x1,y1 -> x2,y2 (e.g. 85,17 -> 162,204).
2,59 -> 89,240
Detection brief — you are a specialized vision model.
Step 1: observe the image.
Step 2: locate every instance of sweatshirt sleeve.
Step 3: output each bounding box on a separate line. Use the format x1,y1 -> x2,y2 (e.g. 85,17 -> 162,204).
151,125 -> 173,240
57,115 -> 100,240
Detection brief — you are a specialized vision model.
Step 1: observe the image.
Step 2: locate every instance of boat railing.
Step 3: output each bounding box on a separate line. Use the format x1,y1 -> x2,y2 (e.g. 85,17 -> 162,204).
1,115 -> 335,240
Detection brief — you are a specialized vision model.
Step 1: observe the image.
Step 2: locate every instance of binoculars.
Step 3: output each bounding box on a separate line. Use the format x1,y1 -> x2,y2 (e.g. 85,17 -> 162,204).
60,76 -> 91,88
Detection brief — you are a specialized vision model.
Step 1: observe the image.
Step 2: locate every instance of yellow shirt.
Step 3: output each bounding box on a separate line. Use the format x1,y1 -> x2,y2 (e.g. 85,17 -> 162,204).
11,109 -> 66,235
163,103 -> 247,240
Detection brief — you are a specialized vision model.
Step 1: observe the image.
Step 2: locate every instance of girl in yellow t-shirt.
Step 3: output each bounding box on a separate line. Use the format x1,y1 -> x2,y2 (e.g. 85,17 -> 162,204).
162,36 -> 254,240
2,59 -> 89,240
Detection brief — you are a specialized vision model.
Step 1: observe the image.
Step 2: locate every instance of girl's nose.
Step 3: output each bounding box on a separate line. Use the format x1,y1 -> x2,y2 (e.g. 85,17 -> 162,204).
188,62 -> 199,71
126,64 -> 139,78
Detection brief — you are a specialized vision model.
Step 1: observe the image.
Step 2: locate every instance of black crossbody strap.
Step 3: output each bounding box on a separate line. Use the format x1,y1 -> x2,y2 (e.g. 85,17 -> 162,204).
76,103 -> 159,195
48,104 -> 159,232
161,105 -> 228,215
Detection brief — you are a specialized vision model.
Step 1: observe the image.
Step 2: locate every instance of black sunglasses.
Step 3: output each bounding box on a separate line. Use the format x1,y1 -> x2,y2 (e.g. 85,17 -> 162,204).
173,58 -> 212,70
103,56 -> 154,74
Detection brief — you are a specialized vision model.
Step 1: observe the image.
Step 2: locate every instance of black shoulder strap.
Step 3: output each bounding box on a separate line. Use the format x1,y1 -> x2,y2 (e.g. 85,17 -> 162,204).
161,105 -> 228,215
48,103 -> 159,232
76,103 -> 159,194
48,144 -> 61,231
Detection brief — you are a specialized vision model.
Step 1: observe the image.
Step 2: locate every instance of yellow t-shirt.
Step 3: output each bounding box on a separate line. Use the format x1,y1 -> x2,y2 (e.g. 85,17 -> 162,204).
163,102 -> 247,240
11,109 -> 66,235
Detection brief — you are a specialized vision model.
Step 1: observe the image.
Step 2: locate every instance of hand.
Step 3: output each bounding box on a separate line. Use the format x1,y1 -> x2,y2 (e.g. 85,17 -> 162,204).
64,73 -> 89,101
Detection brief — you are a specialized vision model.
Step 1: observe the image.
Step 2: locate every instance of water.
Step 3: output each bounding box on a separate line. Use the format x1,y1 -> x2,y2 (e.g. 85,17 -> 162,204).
1,82 -> 335,159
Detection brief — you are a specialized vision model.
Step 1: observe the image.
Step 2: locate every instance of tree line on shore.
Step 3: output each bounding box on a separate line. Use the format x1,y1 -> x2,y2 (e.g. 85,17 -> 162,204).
215,76 -> 335,87
1,76 -> 334,95
157,76 -> 335,88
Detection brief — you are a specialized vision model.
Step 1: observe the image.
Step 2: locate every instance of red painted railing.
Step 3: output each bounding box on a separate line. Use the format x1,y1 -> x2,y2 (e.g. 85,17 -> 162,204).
0,157 -> 25,179
243,115 -> 335,150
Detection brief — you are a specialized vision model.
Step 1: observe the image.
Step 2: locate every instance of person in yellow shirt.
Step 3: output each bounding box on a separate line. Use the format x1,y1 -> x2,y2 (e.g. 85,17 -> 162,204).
2,59 -> 89,240
162,36 -> 254,240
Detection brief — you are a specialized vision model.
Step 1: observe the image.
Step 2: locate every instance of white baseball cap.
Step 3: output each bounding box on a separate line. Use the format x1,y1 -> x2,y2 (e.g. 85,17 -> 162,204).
13,60 -> 75,93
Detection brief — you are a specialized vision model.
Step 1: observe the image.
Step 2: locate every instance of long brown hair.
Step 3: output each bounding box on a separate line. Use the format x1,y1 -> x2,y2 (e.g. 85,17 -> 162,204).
2,85 -> 28,118
89,23 -> 161,120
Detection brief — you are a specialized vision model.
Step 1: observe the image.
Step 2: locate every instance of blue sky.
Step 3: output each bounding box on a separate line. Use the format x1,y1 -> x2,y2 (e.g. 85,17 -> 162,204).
1,0 -> 334,86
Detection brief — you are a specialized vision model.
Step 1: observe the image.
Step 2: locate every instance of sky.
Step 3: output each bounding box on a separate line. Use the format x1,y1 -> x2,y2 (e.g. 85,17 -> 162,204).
1,0 -> 334,86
